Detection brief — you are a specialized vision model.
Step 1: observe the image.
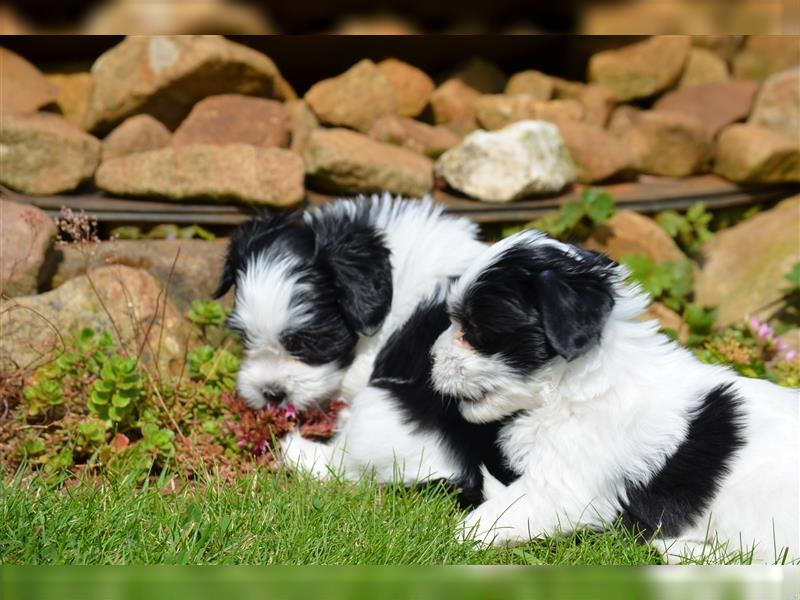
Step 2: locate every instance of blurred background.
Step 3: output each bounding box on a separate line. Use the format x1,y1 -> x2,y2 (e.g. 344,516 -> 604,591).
0,0 -> 795,35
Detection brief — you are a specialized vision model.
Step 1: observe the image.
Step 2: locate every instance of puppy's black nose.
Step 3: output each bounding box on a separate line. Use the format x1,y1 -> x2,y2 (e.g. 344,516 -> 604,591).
262,386 -> 286,406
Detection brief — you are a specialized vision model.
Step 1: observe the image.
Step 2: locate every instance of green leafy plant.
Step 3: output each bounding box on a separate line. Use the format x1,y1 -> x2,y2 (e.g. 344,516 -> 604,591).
503,188 -> 616,241
656,202 -> 713,256
682,303 -> 718,346
187,345 -> 240,393
621,254 -> 694,313
140,423 -> 176,458
22,379 -> 63,419
187,300 -> 227,328
87,356 -> 144,425
75,417 -> 109,450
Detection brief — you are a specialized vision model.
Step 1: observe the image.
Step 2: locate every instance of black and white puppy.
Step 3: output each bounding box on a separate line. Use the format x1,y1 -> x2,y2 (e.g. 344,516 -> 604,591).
430,229 -> 799,563
280,282 -> 519,505
214,193 -> 485,415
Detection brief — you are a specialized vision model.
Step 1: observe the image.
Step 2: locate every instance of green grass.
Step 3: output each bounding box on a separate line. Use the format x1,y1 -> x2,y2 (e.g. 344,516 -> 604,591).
0,467 -> 671,566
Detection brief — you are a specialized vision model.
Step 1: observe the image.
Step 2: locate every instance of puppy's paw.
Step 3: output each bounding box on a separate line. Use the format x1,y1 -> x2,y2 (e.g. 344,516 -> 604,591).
279,431 -> 331,479
457,504 -> 502,548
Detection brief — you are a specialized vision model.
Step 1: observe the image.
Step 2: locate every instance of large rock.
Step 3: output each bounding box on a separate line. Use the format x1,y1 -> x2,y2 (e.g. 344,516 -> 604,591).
654,80 -> 760,136
474,95 -> 584,131
434,120 -> 576,203
304,128 -> 433,197
96,144 -> 305,205
0,47 -> 58,114
45,72 -> 93,129
0,265 -> 196,376
287,99 -> 319,157
428,79 -> 481,126
84,35 -> 295,133
748,68 -> 799,138
0,200 -> 57,297
607,105 -> 643,139
551,119 -> 636,183
505,70 -> 554,101
102,114 -> 171,161
714,124 -> 800,183
621,110 -> 714,177
172,94 -> 290,148
695,196 -> 800,326
582,209 -> 686,264
304,59 -> 396,133
677,47 -> 730,89
377,59 -> 434,118
732,35 -> 800,81
588,36 -> 691,101
553,82 -> 616,127
48,239 -> 228,312
368,115 -> 459,159
0,112 -> 101,195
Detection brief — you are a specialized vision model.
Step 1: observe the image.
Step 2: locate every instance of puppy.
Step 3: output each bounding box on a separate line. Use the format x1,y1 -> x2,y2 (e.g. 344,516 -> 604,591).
430,229 -> 799,563
214,194 -> 486,438
280,283 -> 519,505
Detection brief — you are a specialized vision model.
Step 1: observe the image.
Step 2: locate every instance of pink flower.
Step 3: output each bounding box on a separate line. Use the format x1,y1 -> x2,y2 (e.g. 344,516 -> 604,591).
284,404 -> 297,420
784,350 -> 797,363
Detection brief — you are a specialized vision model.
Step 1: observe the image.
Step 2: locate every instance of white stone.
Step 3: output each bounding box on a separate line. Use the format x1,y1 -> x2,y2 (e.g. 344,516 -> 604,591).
434,120 -> 576,202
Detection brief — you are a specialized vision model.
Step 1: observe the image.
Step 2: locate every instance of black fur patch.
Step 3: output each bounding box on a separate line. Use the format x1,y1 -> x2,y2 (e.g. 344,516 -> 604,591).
451,242 -> 615,374
214,201 -> 394,368
371,293 -> 519,507
620,383 -> 746,539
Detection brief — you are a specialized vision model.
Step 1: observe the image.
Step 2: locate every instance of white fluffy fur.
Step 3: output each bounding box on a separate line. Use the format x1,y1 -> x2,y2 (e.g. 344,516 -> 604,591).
234,194 -> 485,412
277,195 -> 487,480
431,230 -> 800,564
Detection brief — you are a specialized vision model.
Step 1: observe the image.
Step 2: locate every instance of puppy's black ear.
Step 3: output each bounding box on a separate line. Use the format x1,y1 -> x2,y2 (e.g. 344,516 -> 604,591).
312,215 -> 392,335
212,212 -> 295,298
535,252 -> 615,361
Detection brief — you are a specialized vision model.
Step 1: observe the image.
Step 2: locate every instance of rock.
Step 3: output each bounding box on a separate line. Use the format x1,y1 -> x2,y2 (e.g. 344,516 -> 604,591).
732,35 -> 800,81
551,119 -> 636,183
82,0 -> 273,34
582,209 -> 686,263
0,265 -> 196,376
695,195 -> 800,326
505,70 -> 553,101
96,144 -> 305,205
377,58 -> 434,118
0,200 -> 57,297
48,239 -> 228,312
368,115 -> 459,159
678,48 -> 730,88
434,120 -> 576,202
474,95 -> 584,131
287,99 -> 319,157
554,83 -> 616,127
748,68 -> 799,138
45,72 -> 93,129
621,110 -> 714,177
304,59 -> 396,133
304,128 -> 433,197
0,47 -> 58,114
450,58 -> 507,93
714,124 -> 800,183
84,35 -> 295,133
588,35 -> 691,101
607,105 -> 643,138
102,114 -> 171,161
0,112 -> 101,195
654,80 -> 760,136
429,79 -> 481,125
691,35 -> 745,62
334,15 -> 419,35
172,94 -> 290,148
